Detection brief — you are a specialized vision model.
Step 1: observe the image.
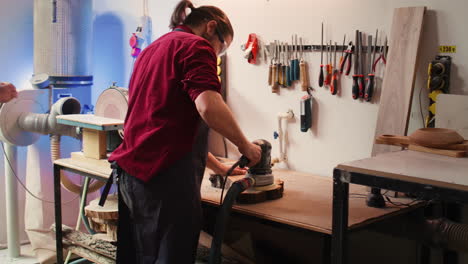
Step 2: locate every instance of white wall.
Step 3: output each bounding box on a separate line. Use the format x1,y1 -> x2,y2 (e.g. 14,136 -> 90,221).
193,0 -> 468,176
1,0 -> 467,245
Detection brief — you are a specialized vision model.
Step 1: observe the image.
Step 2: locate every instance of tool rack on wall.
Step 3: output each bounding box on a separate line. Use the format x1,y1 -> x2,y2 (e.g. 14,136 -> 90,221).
264,44 -> 388,53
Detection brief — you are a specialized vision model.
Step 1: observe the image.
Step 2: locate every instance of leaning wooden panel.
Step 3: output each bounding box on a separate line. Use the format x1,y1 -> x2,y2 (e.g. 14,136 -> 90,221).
372,6 -> 427,156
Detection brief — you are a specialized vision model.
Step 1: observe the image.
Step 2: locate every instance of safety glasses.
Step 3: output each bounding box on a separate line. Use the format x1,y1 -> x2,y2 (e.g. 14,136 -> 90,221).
215,27 -> 228,56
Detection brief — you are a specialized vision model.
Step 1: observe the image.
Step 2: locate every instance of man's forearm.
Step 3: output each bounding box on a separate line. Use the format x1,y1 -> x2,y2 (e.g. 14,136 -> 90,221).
195,91 -> 249,150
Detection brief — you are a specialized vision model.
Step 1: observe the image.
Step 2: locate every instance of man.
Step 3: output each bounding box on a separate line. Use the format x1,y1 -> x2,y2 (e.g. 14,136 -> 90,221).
109,1 -> 261,263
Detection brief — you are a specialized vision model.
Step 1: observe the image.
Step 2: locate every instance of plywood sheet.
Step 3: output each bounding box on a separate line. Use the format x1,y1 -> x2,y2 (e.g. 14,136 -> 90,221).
436,94 -> 468,138
372,7 -> 426,156
338,150 -> 468,191
201,169 -> 419,234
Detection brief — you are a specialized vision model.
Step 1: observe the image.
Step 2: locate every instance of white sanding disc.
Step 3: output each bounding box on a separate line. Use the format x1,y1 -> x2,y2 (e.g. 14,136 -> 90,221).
0,89 -> 49,146
95,87 -> 128,138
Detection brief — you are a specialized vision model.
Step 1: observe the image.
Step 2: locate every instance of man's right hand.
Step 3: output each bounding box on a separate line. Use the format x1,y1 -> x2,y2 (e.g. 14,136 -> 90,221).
238,142 -> 262,167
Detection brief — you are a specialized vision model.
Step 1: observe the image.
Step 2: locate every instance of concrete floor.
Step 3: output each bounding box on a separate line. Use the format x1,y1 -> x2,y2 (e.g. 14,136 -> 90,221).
0,244 -> 38,264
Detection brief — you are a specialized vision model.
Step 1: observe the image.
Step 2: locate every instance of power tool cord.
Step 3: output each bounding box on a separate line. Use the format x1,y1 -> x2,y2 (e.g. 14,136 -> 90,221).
219,160 -> 241,204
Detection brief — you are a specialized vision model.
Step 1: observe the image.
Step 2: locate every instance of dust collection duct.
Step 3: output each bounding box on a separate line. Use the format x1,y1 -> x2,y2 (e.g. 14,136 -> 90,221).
2,0 -> 95,258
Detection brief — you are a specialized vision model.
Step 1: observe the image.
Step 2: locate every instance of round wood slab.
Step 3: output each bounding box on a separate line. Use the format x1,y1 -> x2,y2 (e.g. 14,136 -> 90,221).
236,180 -> 284,204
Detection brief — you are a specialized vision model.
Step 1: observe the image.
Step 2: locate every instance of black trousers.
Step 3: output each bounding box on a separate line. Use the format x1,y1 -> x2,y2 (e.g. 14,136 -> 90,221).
116,124 -> 209,264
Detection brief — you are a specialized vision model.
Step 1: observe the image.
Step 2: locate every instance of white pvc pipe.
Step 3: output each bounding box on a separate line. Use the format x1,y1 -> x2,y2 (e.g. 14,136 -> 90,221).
4,143 -> 20,258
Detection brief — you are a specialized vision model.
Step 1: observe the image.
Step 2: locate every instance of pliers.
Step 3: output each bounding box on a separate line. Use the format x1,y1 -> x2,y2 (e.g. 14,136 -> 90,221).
339,41 -> 353,75
372,37 -> 387,72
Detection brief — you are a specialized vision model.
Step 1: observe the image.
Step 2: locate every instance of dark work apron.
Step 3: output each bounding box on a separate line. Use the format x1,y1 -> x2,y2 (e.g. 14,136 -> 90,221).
116,121 -> 209,264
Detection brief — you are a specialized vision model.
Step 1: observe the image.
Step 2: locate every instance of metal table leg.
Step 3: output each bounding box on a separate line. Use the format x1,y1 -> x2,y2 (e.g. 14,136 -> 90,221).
54,164 -> 63,264
331,169 -> 349,264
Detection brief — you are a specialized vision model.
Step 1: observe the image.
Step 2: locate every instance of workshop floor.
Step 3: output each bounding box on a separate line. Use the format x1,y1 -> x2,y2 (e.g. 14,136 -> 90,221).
0,244 -> 38,264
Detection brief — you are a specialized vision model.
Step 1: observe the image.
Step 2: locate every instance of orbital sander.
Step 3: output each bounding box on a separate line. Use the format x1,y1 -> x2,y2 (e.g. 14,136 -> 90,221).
213,139 -> 284,205
243,139 -> 276,190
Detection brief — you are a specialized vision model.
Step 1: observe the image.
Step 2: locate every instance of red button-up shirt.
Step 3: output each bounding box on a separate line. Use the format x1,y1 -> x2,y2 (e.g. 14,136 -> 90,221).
109,26 -> 221,182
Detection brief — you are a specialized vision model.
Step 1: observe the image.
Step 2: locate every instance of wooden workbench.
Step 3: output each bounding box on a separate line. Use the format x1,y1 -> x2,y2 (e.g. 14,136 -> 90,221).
201,168 -> 417,234
52,155 -> 419,263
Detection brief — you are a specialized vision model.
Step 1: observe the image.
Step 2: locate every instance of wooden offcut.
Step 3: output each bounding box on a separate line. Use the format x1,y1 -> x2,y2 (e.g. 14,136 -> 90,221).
372,6 -> 426,156
52,225 -> 116,259
83,128 -> 107,159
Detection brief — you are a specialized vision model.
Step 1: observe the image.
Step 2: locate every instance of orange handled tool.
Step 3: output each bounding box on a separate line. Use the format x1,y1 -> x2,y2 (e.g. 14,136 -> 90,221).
331,42 -> 339,95
318,23 -> 324,87
325,41 -> 332,86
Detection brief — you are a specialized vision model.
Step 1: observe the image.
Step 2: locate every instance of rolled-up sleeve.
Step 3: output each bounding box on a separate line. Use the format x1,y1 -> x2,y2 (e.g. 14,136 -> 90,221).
181,40 -> 221,101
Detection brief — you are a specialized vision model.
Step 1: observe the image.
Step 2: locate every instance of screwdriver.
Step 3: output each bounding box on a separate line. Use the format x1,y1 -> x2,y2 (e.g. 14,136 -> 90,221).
278,42 -> 284,86
271,41 -> 279,93
293,35 -> 300,81
268,42 -> 274,86
318,22 -> 324,87
285,42 -> 292,87
352,30 -> 360,99
324,41 -> 331,86
299,37 -> 309,92
338,35 -> 346,74
327,40 -> 333,86
283,43 -> 288,88
331,42 -> 339,95
365,30 -> 378,101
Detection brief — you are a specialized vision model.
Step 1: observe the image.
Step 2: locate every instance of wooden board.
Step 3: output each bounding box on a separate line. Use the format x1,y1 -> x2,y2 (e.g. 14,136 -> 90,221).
372,7 -> 426,156
407,144 -> 466,158
337,150 -> 468,192
54,158 -> 111,180
57,114 -> 124,131
436,94 -> 468,139
201,169 -> 420,234
375,136 -> 467,157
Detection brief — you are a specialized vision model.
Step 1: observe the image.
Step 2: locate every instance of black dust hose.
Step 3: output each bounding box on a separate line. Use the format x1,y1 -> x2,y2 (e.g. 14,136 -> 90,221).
209,157 -> 253,264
